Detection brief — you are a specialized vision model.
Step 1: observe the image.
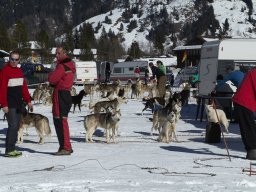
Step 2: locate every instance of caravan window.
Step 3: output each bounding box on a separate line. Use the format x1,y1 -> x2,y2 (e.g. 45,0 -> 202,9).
140,67 -> 145,73
128,67 -> 134,71
113,67 -> 122,73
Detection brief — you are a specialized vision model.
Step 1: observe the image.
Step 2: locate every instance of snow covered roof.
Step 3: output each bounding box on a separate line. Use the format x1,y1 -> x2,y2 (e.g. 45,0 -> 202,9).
173,45 -> 202,51
29,41 -> 41,49
73,48 -> 97,55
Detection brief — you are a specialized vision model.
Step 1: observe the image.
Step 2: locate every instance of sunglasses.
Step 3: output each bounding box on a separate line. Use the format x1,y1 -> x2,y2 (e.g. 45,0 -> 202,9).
10,57 -> 20,62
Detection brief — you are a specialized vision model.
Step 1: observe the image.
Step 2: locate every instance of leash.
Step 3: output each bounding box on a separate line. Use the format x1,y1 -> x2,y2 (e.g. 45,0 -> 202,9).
211,96 -> 231,161
2,159 -> 216,177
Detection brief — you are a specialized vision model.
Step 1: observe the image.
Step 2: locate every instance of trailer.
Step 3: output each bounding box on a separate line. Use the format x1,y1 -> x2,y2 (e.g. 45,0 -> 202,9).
74,61 -> 98,84
198,39 -> 256,95
110,61 -> 150,82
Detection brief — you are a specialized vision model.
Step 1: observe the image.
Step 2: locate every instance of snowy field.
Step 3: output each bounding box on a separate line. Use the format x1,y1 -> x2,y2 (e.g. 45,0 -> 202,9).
0,86 -> 256,192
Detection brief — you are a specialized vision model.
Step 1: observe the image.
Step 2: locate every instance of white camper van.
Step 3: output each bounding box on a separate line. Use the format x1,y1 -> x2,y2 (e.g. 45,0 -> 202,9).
74,61 -> 98,84
198,39 -> 256,95
110,61 -> 150,82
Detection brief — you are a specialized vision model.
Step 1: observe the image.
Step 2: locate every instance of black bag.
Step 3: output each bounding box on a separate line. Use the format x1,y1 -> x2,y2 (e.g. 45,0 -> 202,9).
205,122 -> 221,143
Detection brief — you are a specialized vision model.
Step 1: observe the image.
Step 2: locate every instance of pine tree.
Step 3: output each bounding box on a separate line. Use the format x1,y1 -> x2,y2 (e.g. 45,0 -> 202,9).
127,20 -> 138,32
96,32 -> 124,62
80,47 -> 94,61
12,20 -> 29,49
73,29 -> 79,49
104,16 -> 112,24
62,21 -> 74,52
35,29 -> 49,49
95,22 -> 102,33
223,18 -> 229,34
0,22 -> 11,51
128,41 -> 141,59
242,0 -> 253,15
119,23 -> 124,31
154,32 -> 165,55
12,20 -> 31,59
79,23 -> 96,49
35,28 -> 50,63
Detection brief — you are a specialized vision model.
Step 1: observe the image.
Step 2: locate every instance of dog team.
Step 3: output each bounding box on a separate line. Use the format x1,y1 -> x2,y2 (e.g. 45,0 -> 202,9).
0,47 -> 213,158
0,79 -> 191,157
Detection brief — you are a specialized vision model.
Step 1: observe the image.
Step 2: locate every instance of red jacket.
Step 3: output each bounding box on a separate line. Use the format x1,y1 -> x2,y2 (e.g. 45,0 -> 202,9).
48,56 -> 76,117
0,62 -> 31,108
134,67 -> 140,74
48,57 -> 76,90
232,69 -> 256,112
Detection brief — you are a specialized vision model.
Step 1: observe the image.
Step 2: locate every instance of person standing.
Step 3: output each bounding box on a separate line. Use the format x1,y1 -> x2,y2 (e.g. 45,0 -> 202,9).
0,51 -> 33,157
219,65 -> 244,88
149,62 -> 167,97
232,68 -> 256,160
134,66 -> 140,79
48,46 -> 76,155
156,60 -> 166,75
105,62 -> 111,83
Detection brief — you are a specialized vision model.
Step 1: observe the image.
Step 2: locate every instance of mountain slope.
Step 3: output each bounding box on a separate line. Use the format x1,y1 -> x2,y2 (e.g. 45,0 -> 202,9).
75,0 -> 256,53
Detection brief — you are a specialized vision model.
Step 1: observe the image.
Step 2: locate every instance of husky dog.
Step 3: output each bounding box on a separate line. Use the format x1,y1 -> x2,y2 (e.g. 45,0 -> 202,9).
89,97 -> 127,113
17,112 -> 51,144
131,79 -> 142,99
142,97 -> 166,114
151,99 -> 181,135
84,109 -> 121,143
124,80 -> 132,98
158,111 -> 178,143
97,81 -> 121,97
147,80 -> 159,98
41,89 -> 52,105
32,83 -> 44,103
84,83 -> 98,100
205,104 -> 229,133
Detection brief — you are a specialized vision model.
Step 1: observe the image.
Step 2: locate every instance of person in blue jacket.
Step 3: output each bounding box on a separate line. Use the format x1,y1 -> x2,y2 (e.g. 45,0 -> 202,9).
219,65 -> 244,88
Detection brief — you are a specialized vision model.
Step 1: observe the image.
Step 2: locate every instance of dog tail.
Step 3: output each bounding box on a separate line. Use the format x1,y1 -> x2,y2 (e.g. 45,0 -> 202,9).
84,116 -> 88,131
220,111 -> 229,133
88,102 -> 95,109
43,118 -> 51,137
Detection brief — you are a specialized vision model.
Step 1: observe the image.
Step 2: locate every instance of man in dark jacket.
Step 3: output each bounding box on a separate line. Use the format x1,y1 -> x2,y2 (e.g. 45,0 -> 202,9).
0,51 -> 33,157
149,62 -> 167,97
48,46 -> 76,155
233,69 -> 256,160
105,62 -> 111,83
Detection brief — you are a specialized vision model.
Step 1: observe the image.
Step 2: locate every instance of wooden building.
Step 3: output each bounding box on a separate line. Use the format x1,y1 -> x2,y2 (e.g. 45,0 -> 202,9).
173,37 -> 218,68
173,45 -> 202,68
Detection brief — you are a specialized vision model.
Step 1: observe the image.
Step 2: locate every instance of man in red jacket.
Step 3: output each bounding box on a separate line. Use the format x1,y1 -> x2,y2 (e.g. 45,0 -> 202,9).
48,46 -> 76,155
233,68 -> 256,160
0,51 -> 33,157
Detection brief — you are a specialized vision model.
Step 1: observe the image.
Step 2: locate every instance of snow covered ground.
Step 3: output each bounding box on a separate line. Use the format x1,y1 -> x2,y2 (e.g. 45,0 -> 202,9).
0,86 -> 256,192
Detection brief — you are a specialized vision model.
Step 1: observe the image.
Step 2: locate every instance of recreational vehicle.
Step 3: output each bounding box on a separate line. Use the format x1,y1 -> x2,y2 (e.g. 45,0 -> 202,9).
198,39 -> 256,95
74,61 -> 98,84
110,61 -> 150,82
